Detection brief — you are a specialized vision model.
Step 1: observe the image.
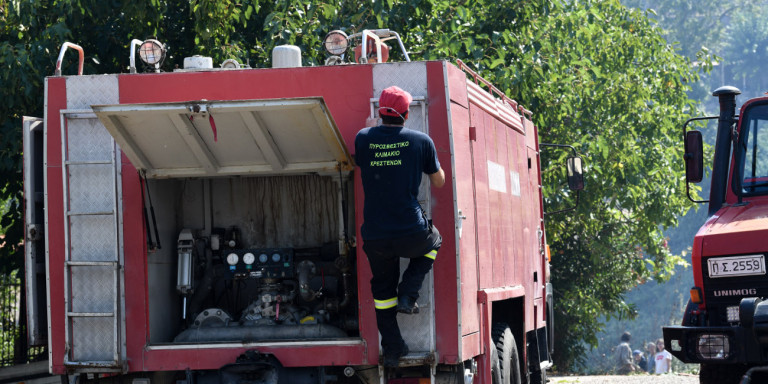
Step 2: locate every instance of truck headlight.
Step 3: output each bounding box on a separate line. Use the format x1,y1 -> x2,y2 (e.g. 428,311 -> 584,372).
696,334 -> 730,360
727,305 -> 740,323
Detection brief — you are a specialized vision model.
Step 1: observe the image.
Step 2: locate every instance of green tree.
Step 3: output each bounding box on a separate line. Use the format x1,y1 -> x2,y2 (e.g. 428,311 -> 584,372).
622,0 -> 768,102
621,0 -> 750,58
495,1 -> 701,369
0,0 -> 704,371
721,3 -> 768,96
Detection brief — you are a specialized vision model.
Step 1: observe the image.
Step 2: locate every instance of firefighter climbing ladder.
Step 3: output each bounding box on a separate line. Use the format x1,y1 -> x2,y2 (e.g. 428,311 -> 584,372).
61,111 -> 124,371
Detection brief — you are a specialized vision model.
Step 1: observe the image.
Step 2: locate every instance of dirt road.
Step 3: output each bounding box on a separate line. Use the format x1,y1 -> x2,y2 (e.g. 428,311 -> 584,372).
550,374 -> 699,384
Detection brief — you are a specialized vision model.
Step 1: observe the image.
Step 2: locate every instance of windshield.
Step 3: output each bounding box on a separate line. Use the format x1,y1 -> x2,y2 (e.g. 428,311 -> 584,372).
737,101 -> 768,195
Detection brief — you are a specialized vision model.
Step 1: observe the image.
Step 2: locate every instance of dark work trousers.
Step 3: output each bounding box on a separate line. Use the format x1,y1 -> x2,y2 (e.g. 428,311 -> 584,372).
362,225 -> 442,356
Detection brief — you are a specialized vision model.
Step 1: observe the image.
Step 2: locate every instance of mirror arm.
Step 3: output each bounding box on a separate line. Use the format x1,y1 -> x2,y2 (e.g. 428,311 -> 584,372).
544,191 -> 579,216
540,143 -> 582,215
539,142 -> 579,156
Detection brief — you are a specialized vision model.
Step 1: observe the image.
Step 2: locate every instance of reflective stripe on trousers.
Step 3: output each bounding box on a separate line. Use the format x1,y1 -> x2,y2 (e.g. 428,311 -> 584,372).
374,297 -> 398,310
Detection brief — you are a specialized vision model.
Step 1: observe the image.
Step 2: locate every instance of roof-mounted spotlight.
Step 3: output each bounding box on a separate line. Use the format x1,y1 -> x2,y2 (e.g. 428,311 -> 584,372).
139,39 -> 166,71
323,30 -> 349,56
129,38 -> 167,73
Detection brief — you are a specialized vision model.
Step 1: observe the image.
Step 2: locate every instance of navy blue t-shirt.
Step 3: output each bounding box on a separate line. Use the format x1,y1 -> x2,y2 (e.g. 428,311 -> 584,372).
355,125 -> 440,240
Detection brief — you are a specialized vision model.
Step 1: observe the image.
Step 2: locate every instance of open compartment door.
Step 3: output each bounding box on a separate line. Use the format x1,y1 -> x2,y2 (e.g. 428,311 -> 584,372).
92,97 -> 354,178
23,116 -> 47,346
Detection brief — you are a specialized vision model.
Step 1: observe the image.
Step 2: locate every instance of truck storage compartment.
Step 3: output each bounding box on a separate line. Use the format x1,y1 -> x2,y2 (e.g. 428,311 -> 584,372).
92,97 -> 358,345
143,174 -> 358,344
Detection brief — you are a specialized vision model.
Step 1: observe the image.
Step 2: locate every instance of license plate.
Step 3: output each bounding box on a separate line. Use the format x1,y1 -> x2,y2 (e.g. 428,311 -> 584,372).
707,255 -> 766,278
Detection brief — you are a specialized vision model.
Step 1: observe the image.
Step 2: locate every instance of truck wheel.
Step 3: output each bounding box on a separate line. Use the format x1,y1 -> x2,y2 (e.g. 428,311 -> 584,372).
492,323 -> 522,384
699,363 -> 748,384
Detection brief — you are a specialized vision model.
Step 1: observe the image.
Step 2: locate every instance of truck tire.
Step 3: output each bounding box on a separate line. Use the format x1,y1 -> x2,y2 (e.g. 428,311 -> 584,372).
699,363 -> 748,384
492,323 -> 522,384
490,342 -> 503,384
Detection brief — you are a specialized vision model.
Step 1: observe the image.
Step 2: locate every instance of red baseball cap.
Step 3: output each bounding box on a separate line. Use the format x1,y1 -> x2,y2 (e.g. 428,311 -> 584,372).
378,86 -> 412,117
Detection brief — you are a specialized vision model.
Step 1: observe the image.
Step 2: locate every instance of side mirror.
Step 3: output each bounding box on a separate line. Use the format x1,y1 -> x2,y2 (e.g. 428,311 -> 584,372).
567,157 -> 584,191
685,130 -> 704,183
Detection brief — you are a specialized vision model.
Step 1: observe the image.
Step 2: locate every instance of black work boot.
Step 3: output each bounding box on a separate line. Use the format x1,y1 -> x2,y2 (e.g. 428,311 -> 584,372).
382,343 -> 409,368
397,296 -> 419,314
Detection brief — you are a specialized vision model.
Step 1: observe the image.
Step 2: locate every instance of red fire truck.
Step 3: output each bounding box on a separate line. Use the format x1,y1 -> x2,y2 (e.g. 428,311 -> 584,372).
663,87 -> 768,383
23,31 -> 582,384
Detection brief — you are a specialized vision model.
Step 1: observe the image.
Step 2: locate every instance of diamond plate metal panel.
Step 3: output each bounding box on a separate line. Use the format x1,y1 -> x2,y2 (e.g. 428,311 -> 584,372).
66,75 -> 119,110
67,118 -> 113,162
72,317 -> 115,361
372,62 -> 428,103
371,64 -> 430,201
69,215 -> 116,262
68,164 -> 114,213
397,263 -> 434,353
71,265 -> 115,313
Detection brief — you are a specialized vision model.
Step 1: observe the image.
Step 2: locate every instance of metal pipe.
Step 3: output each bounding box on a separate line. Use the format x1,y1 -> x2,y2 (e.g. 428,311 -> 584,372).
128,39 -> 143,74
389,31 -> 410,62
55,42 -> 84,76
709,86 -> 741,216
338,273 -> 352,309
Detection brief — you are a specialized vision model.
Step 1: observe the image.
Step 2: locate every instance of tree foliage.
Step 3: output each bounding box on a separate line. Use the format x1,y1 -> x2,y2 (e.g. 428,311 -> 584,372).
623,0 -> 768,101
0,0 -> 705,370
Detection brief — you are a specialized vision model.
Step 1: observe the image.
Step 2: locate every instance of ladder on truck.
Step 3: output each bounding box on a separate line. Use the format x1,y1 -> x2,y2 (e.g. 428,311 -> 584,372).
61,111 -> 124,372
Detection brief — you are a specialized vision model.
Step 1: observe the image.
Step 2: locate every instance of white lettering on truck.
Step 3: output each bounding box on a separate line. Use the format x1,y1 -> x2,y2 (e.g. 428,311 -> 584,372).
712,288 -> 758,297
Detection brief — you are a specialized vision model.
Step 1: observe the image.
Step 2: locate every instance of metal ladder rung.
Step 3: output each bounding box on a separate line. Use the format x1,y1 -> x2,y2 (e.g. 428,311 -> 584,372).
65,160 -> 113,165
67,312 -> 115,318
67,210 -> 114,216
66,261 -> 118,267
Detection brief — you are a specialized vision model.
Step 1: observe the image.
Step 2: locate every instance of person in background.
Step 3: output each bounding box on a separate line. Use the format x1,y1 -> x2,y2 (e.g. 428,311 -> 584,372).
615,331 -> 635,374
654,338 -> 673,374
645,342 -> 657,373
633,349 -> 648,372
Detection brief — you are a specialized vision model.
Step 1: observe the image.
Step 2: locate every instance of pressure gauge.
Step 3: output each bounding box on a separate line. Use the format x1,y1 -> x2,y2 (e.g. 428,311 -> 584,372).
272,253 -> 282,262
243,252 -> 255,265
226,253 -> 239,266
259,253 -> 269,263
